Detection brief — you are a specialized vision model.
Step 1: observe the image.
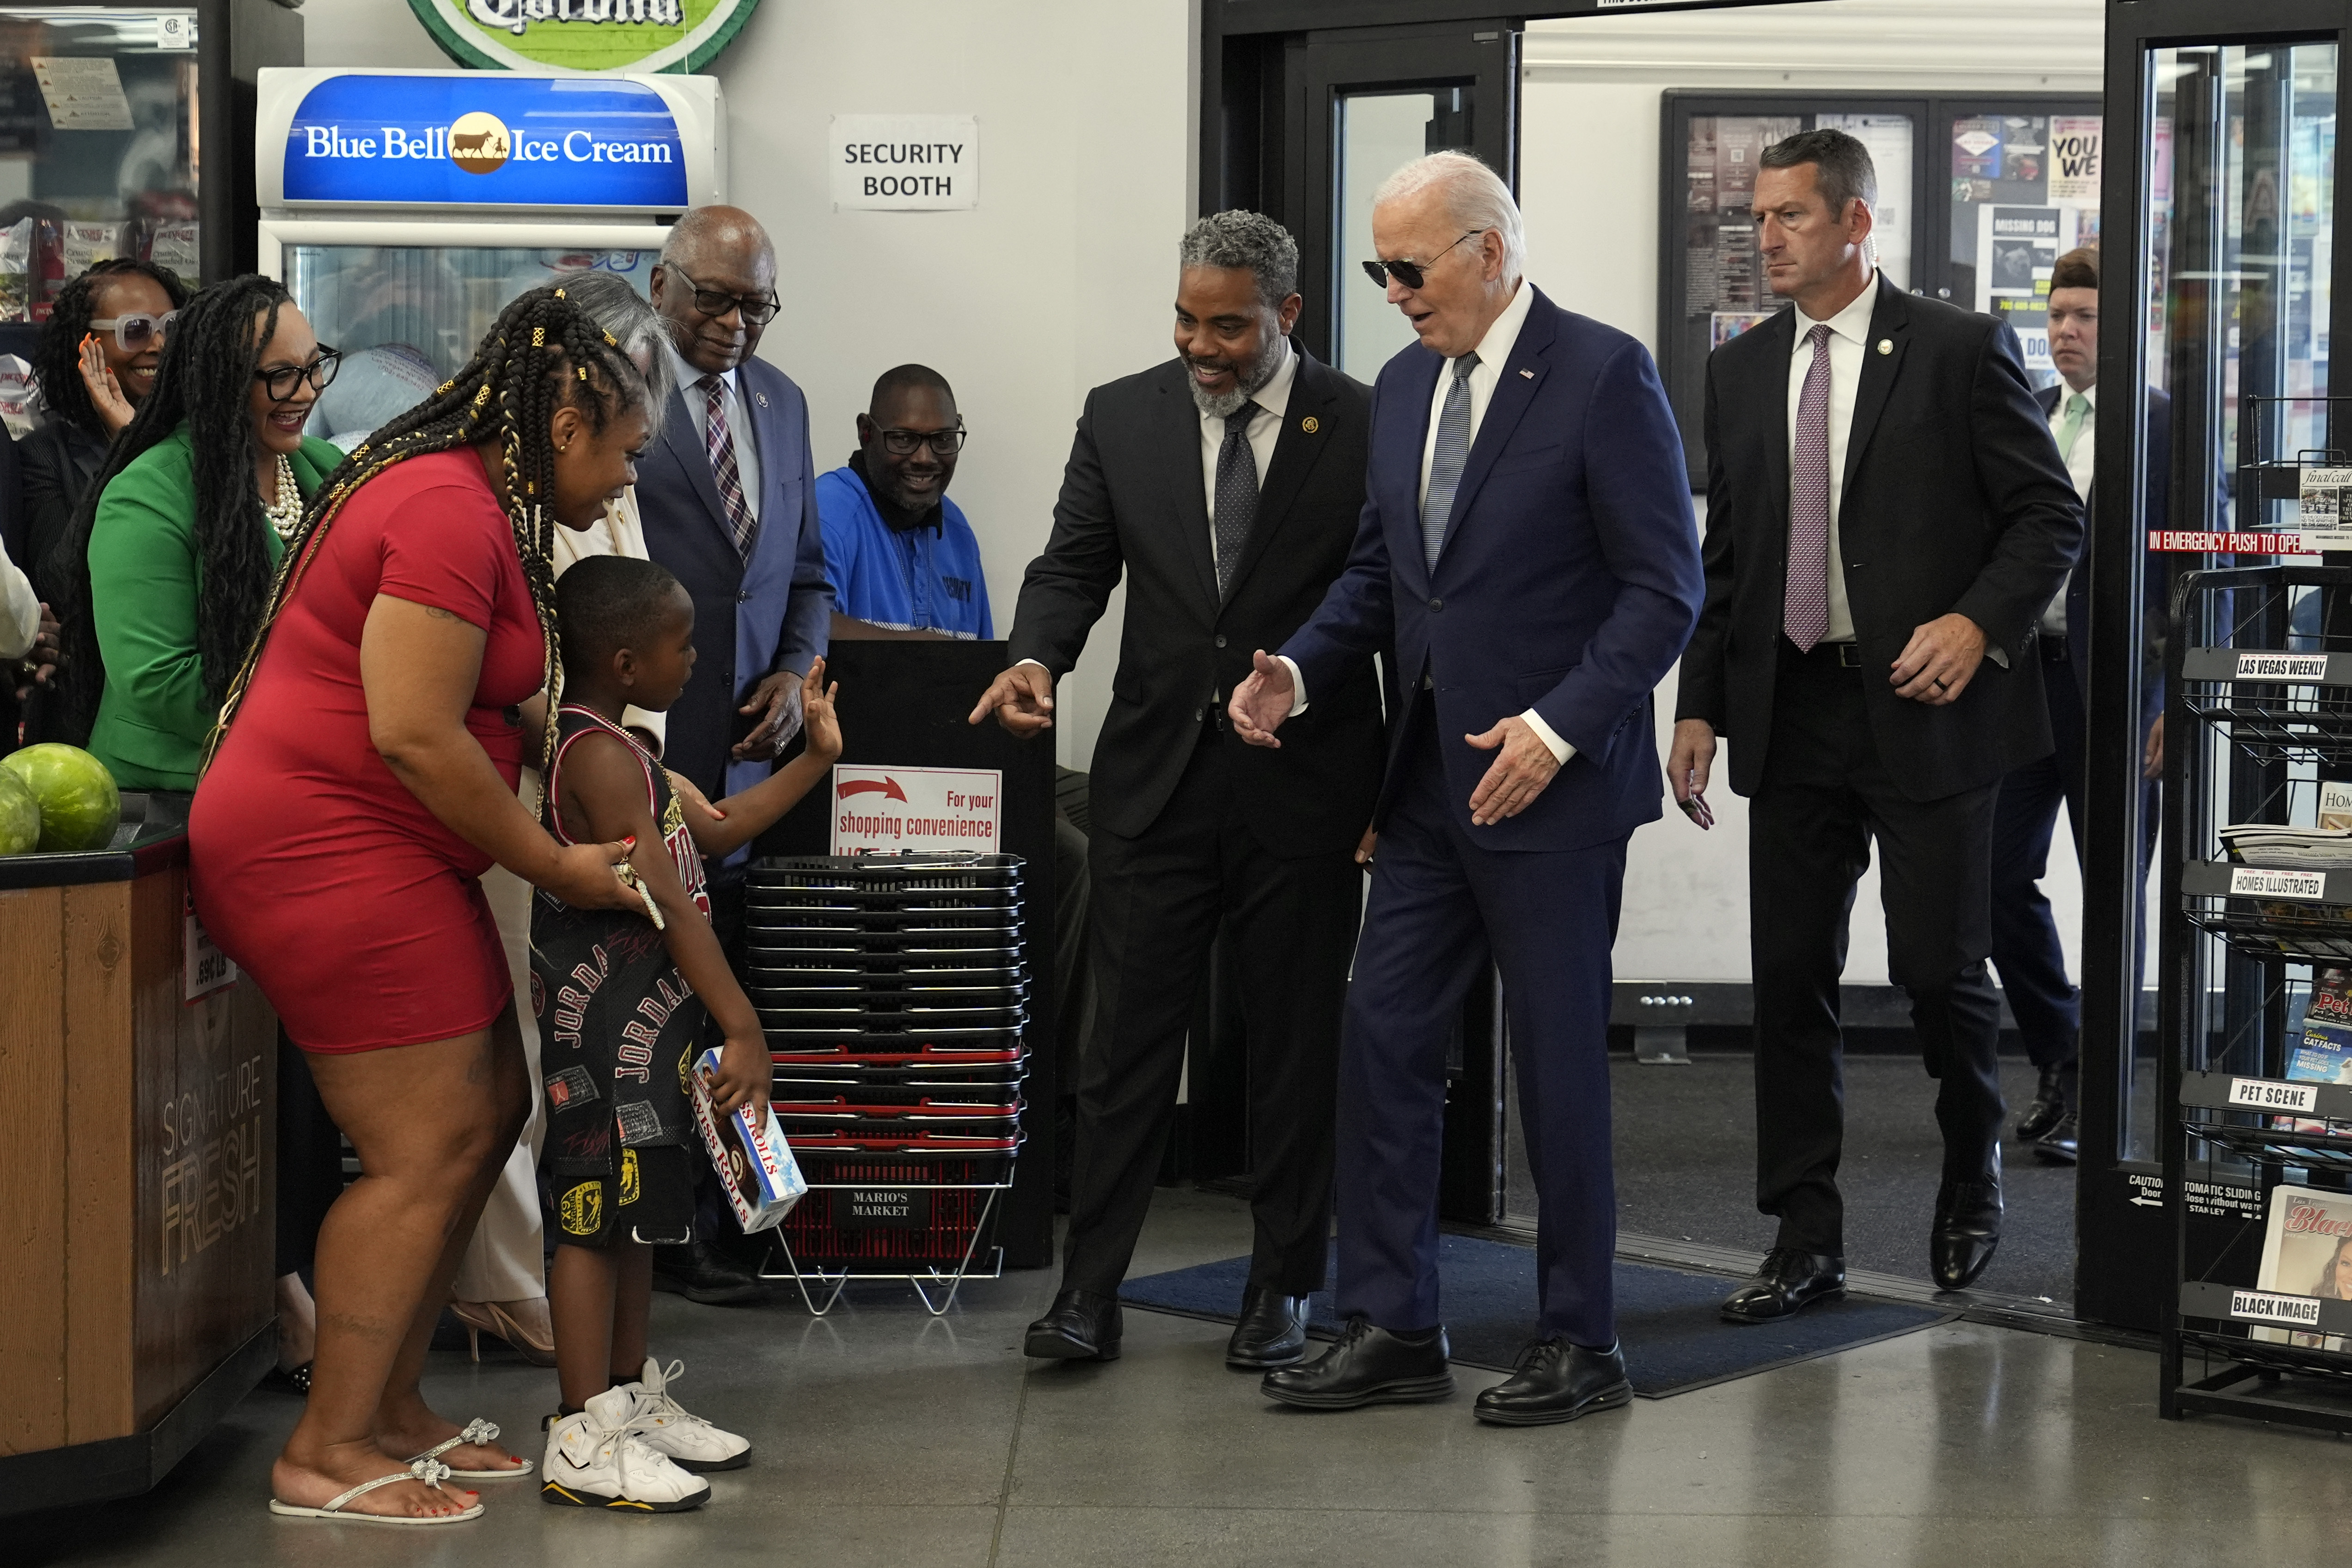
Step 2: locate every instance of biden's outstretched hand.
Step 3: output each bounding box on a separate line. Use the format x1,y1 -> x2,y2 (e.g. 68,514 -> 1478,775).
1227,650 -> 1295,749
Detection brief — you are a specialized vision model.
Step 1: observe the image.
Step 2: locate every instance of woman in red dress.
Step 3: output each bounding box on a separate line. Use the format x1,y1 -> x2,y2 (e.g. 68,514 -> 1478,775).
192,286 -> 650,1525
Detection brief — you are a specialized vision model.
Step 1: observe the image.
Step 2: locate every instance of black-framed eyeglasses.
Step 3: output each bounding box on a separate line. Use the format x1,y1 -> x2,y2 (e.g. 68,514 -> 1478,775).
1361,229 -> 1488,291
666,264 -> 779,326
254,348 -> 342,403
877,425 -> 966,457
88,310 -> 177,352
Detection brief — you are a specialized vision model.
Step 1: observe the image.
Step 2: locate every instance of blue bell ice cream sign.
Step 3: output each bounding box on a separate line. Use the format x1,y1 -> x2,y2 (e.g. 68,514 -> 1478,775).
260,70 -> 723,212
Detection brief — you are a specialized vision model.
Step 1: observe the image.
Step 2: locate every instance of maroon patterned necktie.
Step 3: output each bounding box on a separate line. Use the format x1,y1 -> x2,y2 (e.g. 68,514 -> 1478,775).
700,374 -> 757,561
1784,323 -> 1833,651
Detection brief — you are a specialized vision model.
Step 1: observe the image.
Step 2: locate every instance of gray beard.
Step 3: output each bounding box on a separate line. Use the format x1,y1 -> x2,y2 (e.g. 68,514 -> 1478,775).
1185,334 -> 1285,419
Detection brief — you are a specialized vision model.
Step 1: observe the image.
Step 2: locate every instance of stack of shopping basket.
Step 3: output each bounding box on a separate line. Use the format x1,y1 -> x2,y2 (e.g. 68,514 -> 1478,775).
740,851 -> 1026,1311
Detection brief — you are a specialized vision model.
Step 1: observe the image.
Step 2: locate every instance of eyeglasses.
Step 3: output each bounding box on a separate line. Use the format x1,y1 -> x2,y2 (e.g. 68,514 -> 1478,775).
1361,229 -> 1488,291
88,310 -> 177,352
254,348 -> 343,403
665,264 -> 779,326
877,425 -> 966,457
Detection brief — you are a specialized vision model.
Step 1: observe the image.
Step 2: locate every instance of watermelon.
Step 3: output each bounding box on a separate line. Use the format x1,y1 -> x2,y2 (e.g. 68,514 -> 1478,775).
0,743 -> 122,853
0,765 -> 36,855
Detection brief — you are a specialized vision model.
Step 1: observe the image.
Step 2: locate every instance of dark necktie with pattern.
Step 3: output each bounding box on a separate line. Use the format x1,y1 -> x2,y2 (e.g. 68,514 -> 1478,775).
700,373 -> 757,561
1421,351 -> 1479,571
1784,323 -> 1833,650
1213,402 -> 1258,598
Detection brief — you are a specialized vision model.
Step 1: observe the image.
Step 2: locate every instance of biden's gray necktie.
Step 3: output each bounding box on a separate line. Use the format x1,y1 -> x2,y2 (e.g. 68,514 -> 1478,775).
1213,403 -> 1258,598
1421,351 -> 1480,571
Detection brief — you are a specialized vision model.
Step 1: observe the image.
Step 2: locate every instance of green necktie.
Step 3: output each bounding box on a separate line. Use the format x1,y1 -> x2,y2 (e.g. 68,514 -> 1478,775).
2054,390 -> 2090,463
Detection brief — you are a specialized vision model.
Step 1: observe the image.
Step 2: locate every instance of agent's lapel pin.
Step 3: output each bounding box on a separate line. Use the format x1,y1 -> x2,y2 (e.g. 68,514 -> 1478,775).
1876,339 -> 1894,355
1301,415 -> 1319,433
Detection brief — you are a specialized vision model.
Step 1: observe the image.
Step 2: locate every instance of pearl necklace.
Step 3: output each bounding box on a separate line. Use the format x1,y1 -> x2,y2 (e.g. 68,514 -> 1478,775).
263,452 -> 302,540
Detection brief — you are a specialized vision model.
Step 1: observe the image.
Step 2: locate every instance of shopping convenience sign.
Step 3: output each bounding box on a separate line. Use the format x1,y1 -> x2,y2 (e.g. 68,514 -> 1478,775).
278,73 -> 690,208
407,0 -> 762,74
830,766 -> 1002,854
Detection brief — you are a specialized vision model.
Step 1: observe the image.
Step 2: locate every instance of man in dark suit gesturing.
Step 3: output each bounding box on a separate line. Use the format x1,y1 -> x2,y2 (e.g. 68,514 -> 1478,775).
974,211 -> 1383,1370
1231,152 -> 1704,1426
635,204 -> 834,1304
1669,129 -> 2082,1316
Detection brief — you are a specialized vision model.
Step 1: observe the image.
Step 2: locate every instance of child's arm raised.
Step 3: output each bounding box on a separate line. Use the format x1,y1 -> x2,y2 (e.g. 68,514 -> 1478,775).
557,731 -> 771,1120
676,658 -> 843,858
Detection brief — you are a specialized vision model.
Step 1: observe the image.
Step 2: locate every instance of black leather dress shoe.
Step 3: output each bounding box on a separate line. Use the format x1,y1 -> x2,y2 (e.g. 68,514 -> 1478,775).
1719,1247 -> 1845,1324
651,1239 -> 766,1306
1226,1287 -> 1309,1370
1024,1288 -> 1121,1361
2015,1064 -> 2069,1143
1931,1165 -> 2004,1291
2033,1111 -> 2079,1165
1473,1337 -> 1632,1427
1261,1316 -> 1453,1409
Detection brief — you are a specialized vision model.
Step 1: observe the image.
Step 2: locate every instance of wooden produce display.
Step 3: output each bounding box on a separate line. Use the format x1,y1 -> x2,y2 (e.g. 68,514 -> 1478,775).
0,795 -> 277,1513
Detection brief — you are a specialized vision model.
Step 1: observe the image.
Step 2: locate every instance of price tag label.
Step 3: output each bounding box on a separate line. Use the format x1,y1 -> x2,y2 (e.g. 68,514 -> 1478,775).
2302,467 -> 2352,549
2235,651 -> 2332,681
2229,866 -> 2329,901
183,894 -> 238,1001
2230,1288 -> 2324,1327
2229,1077 -> 2319,1113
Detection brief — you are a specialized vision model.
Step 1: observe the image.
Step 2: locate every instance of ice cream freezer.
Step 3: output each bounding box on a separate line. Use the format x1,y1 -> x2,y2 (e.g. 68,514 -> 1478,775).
252,66 -> 725,434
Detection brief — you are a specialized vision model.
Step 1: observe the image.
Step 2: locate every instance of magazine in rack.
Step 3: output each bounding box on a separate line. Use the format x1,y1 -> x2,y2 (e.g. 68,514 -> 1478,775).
2254,1184 -> 2352,1352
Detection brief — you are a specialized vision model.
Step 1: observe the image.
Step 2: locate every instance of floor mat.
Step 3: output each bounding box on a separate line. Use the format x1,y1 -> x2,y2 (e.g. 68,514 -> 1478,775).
1120,1234 -> 1955,1397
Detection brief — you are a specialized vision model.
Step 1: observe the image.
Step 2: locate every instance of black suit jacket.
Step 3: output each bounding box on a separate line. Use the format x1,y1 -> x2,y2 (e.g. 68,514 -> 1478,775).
1676,275 -> 2084,801
1008,347 -> 1385,855
2036,381 -> 2171,731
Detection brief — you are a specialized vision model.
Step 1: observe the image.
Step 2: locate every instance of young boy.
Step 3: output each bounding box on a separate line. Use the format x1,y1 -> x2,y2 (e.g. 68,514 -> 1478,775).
532,555 -> 840,1512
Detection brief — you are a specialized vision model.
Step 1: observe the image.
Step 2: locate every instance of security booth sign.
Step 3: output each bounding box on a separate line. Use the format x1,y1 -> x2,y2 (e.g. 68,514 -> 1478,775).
254,68 -> 726,214
406,0 -> 764,74
830,765 -> 1002,854
830,115 -> 980,211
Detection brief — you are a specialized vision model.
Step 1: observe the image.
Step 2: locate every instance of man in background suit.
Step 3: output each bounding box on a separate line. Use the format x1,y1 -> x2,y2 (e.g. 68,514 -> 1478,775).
635,203 -> 833,1304
1669,129 -> 2082,1316
1232,152 -> 1703,1426
1992,245 -> 2171,1165
975,210 -> 1383,1372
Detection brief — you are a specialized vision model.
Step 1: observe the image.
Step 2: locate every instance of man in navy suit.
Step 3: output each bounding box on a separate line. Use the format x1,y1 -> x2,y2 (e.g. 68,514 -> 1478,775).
634,204 -> 833,1303
1230,153 -> 1704,1426
1993,244 -> 2170,1165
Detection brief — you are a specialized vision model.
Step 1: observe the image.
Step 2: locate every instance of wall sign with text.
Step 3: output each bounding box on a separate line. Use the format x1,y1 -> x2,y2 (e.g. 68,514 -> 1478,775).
830,115 -> 979,211
407,0 -> 762,74
830,765 -> 1002,854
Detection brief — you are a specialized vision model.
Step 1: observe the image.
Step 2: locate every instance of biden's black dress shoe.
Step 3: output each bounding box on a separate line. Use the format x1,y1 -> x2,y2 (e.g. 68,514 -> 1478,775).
2015,1064 -> 2070,1142
1473,1337 -> 1632,1427
1024,1288 -> 1122,1361
1261,1316 -> 1453,1409
651,1239 -> 766,1306
1226,1287 -> 1309,1370
2032,1111 -> 2079,1165
1930,1169 -> 2004,1291
1719,1247 -> 1846,1324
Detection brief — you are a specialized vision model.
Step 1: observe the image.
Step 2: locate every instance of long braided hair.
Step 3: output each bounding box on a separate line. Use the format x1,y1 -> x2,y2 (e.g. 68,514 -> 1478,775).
209,284 -> 648,779
32,257 -> 190,439
51,274 -> 299,742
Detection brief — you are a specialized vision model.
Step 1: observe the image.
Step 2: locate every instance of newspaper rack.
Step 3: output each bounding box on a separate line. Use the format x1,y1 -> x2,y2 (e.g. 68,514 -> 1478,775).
2164,564 -> 2352,1432
740,852 -> 1028,1317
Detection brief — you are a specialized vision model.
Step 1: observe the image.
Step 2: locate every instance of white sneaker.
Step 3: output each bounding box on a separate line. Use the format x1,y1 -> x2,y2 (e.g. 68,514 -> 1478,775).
540,1386 -> 711,1511
616,1357 -> 752,1472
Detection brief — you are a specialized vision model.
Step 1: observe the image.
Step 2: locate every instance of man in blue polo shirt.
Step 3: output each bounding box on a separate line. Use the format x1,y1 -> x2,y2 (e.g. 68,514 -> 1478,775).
816,365 -> 992,640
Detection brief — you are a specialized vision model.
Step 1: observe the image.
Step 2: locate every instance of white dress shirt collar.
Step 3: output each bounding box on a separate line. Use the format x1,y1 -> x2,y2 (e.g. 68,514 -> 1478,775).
1793,273 -> 1880,350
1466,276 -> 1535,378
1249,333 -> 1298,419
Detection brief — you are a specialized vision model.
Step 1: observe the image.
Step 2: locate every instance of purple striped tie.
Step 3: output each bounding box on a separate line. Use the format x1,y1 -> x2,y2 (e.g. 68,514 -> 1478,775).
1785,323 -> 1833,651
701,374 -> 757,561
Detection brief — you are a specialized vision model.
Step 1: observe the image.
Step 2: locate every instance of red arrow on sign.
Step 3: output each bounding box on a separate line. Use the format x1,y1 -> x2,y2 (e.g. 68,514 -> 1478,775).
837,777 -> 908,802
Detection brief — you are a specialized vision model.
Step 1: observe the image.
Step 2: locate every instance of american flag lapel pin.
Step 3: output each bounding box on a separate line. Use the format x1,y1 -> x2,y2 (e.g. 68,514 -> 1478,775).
1518,368 -> 1534,379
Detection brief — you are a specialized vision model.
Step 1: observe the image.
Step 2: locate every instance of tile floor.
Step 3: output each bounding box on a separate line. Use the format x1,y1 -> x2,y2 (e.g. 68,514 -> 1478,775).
18,1188 -> 2352,1568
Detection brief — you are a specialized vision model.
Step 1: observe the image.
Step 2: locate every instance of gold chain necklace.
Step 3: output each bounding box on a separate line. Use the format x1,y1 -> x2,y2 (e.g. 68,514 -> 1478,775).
263,452 -> 302,540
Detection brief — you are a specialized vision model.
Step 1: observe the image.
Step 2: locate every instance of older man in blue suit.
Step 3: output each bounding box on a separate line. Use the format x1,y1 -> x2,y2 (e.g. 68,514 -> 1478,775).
635,204 -> 833,1303
1230,152 -> 1704,1426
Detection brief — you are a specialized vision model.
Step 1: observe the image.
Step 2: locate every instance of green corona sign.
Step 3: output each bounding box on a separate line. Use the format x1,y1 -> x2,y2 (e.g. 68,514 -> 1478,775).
406,0 -> 761,74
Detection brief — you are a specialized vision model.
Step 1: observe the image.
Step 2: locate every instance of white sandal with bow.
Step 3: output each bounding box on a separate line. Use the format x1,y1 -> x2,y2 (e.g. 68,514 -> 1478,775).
412,1416 -> 533,1479
268,1457 -> 485,1524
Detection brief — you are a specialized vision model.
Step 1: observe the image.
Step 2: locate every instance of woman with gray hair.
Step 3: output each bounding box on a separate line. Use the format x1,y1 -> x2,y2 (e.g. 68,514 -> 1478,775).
446,265 -> 678,1362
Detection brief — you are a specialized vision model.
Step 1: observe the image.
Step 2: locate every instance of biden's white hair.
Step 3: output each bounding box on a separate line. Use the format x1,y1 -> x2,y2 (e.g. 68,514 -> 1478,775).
1372,151 -> 1524,281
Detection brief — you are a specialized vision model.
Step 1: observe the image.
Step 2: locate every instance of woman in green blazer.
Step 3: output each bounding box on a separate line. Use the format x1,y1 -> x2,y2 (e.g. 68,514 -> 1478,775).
58,275 -> 347,792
